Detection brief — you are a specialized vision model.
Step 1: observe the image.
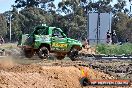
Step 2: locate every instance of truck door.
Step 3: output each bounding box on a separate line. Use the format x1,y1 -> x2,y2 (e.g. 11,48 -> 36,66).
51,28 -> 68,51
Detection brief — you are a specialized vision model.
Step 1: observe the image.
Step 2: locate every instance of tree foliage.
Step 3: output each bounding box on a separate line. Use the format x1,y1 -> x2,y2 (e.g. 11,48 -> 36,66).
0,14 -> 7,36
112,13 -> 130,42
14,0 -> 40,8
0,0 -> 132,42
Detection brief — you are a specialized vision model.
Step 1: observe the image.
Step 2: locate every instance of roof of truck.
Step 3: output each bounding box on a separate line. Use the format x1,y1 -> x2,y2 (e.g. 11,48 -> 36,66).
35,24 -> 62,31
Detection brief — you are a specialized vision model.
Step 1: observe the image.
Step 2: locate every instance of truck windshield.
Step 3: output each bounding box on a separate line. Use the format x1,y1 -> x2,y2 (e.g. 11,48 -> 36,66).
34,27 -> 48,35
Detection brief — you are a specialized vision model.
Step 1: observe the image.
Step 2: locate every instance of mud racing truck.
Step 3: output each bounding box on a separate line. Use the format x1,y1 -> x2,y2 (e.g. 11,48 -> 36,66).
17,24 -> 82,61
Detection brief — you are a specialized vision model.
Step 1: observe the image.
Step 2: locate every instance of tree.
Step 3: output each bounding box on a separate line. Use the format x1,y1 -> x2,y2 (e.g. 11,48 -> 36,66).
14,0 -> 40,8
0,0 -> 131,42
0,14 -> 7,37
112,12 -> 129,42
126,18 -> 132,42
113,0 -> 129,14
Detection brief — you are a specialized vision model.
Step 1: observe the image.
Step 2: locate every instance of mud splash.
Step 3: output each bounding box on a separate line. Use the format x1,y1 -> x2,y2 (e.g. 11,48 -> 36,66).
0,57 -> 15,69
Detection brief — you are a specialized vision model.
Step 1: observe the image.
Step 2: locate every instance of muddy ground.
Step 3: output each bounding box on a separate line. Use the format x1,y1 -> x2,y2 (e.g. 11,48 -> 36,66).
0,45 -> 132,88
87,59 -> 132,80
0,56 -> 131,88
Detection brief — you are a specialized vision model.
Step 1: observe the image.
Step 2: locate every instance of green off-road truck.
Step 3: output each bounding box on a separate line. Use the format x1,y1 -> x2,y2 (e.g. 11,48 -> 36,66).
18,24 -> 82,61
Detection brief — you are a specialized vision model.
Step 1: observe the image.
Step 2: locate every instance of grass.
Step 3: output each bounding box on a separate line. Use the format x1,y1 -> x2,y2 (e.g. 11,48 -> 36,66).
96,43 -> 132,55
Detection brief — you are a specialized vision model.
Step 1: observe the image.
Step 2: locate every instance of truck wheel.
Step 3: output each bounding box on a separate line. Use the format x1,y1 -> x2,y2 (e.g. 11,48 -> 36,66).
68,48 -> 79,61
24,49 -> 34,58
38,46 -> 49,59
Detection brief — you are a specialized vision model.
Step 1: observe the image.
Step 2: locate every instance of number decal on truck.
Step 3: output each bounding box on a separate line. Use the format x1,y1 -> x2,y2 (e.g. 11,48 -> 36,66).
52,42 -> 67,48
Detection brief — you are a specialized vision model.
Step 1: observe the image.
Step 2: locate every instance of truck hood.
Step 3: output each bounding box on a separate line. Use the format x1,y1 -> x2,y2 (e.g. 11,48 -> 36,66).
67,38 -> 81,44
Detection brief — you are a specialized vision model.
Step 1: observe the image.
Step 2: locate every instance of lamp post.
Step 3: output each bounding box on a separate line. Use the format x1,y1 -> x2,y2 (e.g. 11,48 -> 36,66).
130,0 -> 132,12
9,12 -> 12,42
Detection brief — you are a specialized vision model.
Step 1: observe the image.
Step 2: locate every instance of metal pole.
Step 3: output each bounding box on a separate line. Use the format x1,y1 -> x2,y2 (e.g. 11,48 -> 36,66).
109,12 -> 111,44
9,13 -> 12,42
130,1 -> 132,13
87,12 -> 89,44
97,12 -> 100,44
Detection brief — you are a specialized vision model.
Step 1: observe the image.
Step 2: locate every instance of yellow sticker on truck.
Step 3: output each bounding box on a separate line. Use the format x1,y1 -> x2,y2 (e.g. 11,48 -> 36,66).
52,43 -> 67,48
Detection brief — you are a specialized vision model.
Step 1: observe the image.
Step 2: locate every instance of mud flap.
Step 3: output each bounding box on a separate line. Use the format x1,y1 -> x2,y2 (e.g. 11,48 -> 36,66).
24,49 -> 34,58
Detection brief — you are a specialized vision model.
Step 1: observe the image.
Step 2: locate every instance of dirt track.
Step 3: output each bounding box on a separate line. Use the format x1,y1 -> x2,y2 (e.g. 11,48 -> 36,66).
0,57 -> 131,88
0,44 -> 131,88
0,58 -> 106,88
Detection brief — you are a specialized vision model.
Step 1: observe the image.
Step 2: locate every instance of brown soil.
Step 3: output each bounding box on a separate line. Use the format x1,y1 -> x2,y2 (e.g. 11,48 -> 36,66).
0,57 -> 131,88
0,43 -> 131,88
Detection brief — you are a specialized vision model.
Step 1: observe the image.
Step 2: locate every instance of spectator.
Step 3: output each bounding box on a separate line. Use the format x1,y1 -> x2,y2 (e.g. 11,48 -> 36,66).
82,38 -> 90,49
111,30 -> 118,44
0,36 -> 5,45
106,30 -> 111,44
125,38 -> 129,43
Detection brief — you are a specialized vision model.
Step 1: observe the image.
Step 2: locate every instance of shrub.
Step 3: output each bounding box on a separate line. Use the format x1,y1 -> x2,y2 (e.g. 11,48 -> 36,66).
96,43 -> 132,55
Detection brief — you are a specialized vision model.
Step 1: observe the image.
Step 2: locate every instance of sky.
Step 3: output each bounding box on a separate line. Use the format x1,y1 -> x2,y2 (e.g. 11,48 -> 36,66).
0,0 -> 60,13
0,0 -> 15,13
0,0 -> 131,13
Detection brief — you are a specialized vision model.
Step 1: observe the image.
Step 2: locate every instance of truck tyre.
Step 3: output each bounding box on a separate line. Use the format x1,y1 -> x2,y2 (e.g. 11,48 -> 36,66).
24,49 -> 34,58
38,46 -> 49,59
68,48 -> 79,61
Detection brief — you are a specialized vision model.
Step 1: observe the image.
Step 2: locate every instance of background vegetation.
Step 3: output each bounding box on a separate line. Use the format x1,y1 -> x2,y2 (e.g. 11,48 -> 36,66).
0,0 -> 132,43
96,43 -> 132,55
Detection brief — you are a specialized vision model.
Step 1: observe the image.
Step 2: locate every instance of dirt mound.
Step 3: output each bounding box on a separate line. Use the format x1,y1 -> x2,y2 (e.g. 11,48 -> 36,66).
0,61 -> 118,88
0,65 -> 81,88
0,56 -> 131,88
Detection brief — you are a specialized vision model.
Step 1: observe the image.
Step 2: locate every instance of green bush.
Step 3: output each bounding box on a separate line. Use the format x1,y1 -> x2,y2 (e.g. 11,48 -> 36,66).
96,43 -> 132,55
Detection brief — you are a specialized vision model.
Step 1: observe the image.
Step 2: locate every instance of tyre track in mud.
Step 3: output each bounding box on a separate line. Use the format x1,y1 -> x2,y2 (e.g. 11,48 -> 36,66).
84,58 -> 132,80
0,55 -> 132,80
0,56 -> 132,88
